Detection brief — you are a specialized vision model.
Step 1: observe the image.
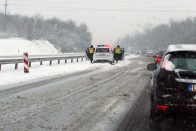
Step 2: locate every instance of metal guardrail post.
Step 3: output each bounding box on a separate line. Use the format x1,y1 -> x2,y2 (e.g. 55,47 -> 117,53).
40,61 -> 43,65
71,59 -> 73,63
29,62 -> 31,67
77,58 -> 78,62
50,60 -> 52,65
15,63 -> 18,70
0,64 -> 1,71
58,60 -> 60,64
65,59 -> 67,63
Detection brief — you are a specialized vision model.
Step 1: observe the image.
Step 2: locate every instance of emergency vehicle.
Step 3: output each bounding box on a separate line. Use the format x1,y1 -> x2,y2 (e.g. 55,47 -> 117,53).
93,44 -> 114,64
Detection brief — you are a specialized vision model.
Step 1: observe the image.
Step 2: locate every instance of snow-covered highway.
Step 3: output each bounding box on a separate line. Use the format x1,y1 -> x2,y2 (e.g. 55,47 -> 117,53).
0,56 -> 152,131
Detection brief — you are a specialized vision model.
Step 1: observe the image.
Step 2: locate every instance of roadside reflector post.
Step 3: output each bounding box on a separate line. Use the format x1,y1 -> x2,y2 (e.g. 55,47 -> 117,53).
15,63 -> 18,70
50,60 -> 52,65
65,59 -> 67,63
23,52 -> 29,73
58,60 -> 60,64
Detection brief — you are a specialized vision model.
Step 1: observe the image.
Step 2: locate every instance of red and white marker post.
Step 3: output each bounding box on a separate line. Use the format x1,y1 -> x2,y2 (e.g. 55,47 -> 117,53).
23,52 -> 29,73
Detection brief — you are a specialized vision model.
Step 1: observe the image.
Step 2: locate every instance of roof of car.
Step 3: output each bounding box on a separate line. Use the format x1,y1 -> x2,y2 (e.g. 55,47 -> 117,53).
167,44 -> 196,53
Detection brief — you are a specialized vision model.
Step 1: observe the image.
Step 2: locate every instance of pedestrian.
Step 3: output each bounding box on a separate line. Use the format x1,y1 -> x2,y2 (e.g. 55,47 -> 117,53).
86,45 -> 95,63
113,45 -> 122,63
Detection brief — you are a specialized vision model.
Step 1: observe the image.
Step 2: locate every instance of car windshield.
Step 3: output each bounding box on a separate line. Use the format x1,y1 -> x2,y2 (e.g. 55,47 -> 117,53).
169,51 -> 196,70
96,48 -> 109,53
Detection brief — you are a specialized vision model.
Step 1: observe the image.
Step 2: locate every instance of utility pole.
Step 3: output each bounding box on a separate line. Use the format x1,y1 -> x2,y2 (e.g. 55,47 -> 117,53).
4,0 -> 7,32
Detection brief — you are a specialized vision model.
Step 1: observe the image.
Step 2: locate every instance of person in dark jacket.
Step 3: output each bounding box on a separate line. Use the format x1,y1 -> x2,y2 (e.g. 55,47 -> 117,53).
113,45 -> 122,63
86,45 -> 95,63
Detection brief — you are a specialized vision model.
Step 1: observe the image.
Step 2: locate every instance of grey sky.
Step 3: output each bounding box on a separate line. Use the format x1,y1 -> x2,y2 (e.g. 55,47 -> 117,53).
1,0 -> 196,44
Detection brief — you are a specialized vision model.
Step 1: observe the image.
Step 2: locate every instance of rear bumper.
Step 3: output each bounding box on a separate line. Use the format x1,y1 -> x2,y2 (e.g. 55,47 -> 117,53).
155,103 -> 196,114
93,60 -> 113,63
93,57 -> 113,63
154,93 -> 196,114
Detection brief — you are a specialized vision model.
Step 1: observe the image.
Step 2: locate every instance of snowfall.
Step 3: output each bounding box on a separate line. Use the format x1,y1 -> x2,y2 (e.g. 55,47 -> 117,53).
0,38 -> 138,91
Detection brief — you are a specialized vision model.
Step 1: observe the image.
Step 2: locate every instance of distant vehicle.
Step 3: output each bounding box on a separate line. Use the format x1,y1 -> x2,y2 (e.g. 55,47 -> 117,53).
146,51 -> 154,57
147,44 -> 196,121
93,44 -> 114,64
135,50 -> 141,55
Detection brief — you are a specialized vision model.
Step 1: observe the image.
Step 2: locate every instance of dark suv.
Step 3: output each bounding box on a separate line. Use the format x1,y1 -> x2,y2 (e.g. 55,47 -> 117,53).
147,44 -> 196,120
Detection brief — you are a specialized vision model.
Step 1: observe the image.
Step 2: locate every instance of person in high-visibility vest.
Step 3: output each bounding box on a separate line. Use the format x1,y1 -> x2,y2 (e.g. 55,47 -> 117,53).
113,45 -> 122,63
86,45 -> 95,63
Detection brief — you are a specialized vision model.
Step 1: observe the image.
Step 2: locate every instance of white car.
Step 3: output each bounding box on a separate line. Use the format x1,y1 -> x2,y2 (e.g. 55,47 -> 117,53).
93,45 -> 114,64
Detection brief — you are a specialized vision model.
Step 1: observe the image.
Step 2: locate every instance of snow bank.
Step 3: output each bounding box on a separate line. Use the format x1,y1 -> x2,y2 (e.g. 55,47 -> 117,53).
0,54 -> 138,90
0,38 -> 58,55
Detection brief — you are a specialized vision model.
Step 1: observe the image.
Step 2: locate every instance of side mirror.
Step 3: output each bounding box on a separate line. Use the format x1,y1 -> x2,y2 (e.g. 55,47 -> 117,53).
147,63 -> 156,71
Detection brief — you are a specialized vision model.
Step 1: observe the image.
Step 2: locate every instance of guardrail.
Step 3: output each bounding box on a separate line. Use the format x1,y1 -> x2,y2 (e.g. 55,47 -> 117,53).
0,54 -> 87,71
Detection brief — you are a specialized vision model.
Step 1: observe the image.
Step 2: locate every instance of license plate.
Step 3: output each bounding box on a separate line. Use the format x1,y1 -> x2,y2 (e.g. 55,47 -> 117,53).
189,84 -> 196,92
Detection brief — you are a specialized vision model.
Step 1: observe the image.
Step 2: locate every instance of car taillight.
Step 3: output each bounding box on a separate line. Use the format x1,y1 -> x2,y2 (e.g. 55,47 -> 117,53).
156,56 -> 161,63
156,105 -> 168,111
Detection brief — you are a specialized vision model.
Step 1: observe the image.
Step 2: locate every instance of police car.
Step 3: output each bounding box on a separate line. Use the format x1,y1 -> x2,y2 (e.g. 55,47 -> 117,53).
93,44 -> 114,64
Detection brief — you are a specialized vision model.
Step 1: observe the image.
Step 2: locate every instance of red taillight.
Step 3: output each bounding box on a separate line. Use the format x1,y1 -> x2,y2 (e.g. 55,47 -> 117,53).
156,105 -> 168,111
156,56 -> 161,63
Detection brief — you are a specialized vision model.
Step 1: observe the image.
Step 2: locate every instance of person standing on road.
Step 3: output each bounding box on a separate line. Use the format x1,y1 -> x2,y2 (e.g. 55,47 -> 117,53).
113,45 -> 122,63
86,45 -> 95,63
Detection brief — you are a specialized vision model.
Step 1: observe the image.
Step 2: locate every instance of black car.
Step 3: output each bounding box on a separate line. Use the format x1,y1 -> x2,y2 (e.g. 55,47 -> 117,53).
147,44 -> 196,121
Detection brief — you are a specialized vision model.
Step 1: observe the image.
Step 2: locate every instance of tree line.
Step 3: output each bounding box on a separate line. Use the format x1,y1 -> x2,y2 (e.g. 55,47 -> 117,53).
0,13 -> 92,52
117,18 -> 196,52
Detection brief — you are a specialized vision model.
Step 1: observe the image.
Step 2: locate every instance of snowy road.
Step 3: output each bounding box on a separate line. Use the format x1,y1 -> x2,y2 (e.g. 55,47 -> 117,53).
0,57 -> 152,131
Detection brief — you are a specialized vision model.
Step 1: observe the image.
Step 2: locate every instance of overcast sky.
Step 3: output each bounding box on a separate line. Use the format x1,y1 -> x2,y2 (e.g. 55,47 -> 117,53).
1,0 -> 196,44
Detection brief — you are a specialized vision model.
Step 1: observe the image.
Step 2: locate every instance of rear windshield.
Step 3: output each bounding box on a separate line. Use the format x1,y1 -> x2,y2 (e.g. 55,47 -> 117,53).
169,51 -> 196,70
96,48 -> 110,53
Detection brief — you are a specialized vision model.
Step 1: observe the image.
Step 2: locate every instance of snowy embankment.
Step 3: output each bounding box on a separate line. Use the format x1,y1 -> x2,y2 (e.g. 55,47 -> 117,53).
0,38 -> 59,56
0,38 -> 138,90
0,54 -> 138,91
